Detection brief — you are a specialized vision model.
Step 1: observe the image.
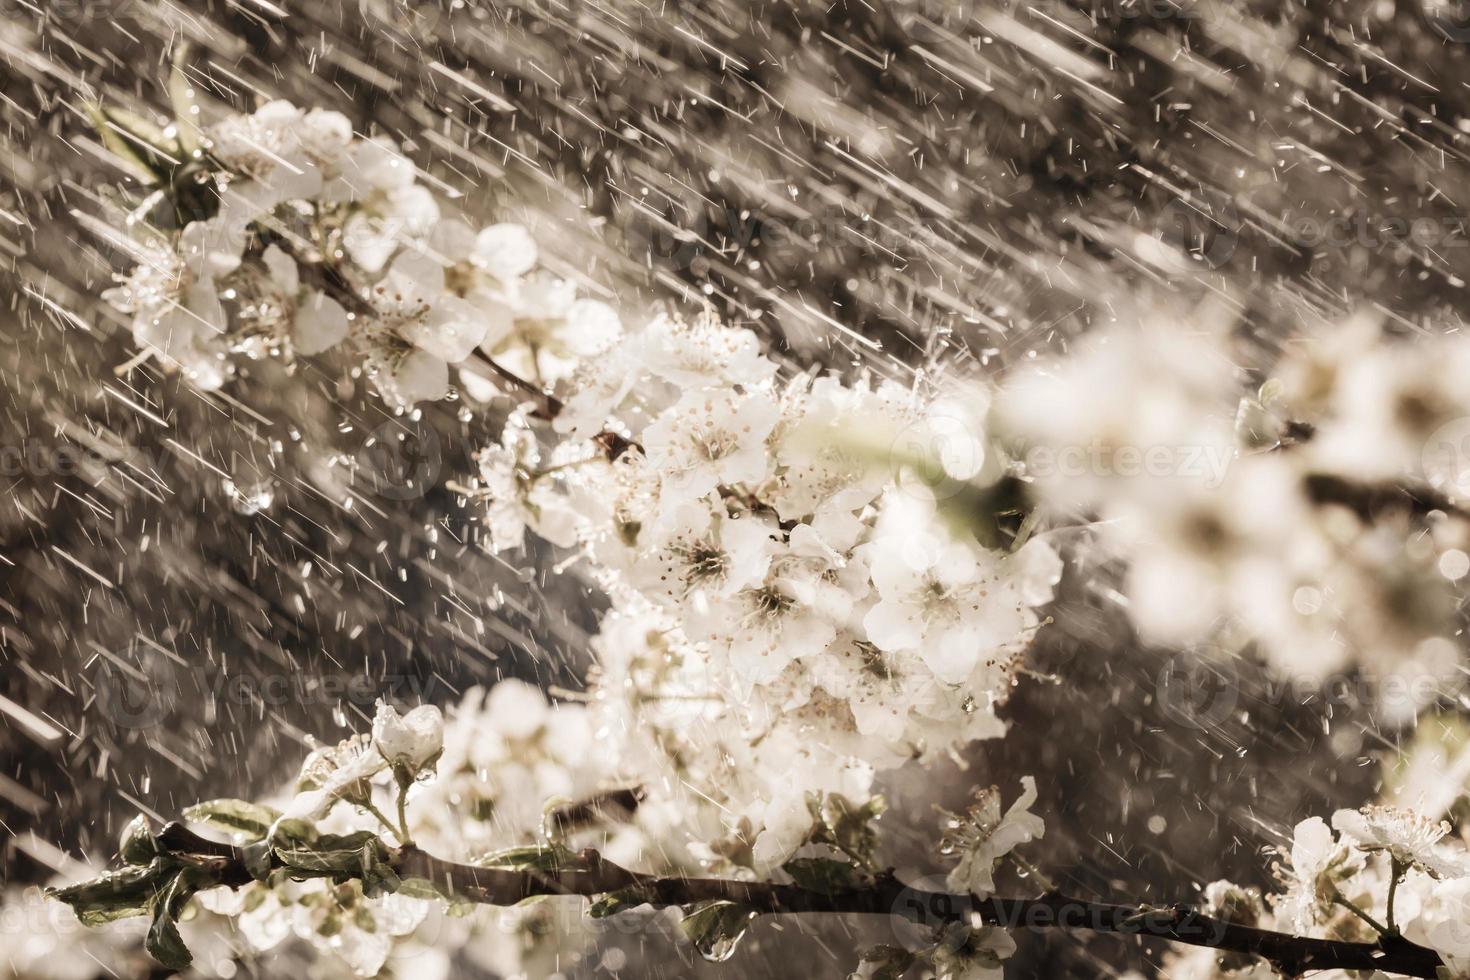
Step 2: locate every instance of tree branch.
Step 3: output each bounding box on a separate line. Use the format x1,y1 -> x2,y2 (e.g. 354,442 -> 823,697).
258,234 -> 566,420
151,823 -> 1445,978
465,348 -> 565,420
1304,472 -> 1470,523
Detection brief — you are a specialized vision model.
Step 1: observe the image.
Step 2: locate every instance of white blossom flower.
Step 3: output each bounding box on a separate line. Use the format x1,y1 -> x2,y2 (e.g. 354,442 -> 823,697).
1271,816 -> 1364,932
258,244 -> 351,355
298,108 -> 354,172
1332,805 -> 1468,879
257,878 -> 430,978
941,776 -> 1045,898
698,529 -> 863,688
285,733 -> 389,820
805,636 -> 931,742
553,334 -> 650,438
371,701 -> 444,773
106,229 -> 229,389
337,137 -> 440,272
481,271 -> 623,385
861,491 -> 1058,683
369,249 -> 488,364
930,923 -> 1017,980
476,410 -> 597,552
473,222 -> 538,281
641,309 -> 775,389
766,375 -> 912,522
1415,877 -> 1470,979
359,248 -> 488,406
642,386 -> 781,507
623,504 -> 777,605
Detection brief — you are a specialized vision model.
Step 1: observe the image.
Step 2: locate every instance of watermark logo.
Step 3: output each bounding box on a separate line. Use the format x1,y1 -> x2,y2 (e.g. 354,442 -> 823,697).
1019,441 -> 1234,488
1426,0 -> 1470,41
1423,417 -> 1470,498
892,412 -> 988,501
94,661 -> 177,731
358,417 -> 442,501
1160,196 -> 1241,270
1155,650 -> 1239,730
889,873 -> 971,951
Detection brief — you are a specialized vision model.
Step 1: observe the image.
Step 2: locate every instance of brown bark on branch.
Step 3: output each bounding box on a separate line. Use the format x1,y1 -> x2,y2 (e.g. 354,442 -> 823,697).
152,822 -> 1445,978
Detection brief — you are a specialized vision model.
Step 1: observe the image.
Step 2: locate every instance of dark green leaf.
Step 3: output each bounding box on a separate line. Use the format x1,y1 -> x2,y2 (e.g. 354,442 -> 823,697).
853,944 -> 916,980
587,886 -> 653,919
242,840 -> 273,881
679,900 -> 757,963
782,857 -> 867,896
806,793 -> 888,869
267,817 -> 319,847
87,104 -> 182,186
118,815 -> 158,866
50,862 -> 171,926
477,843 -> 578,873
167,43 -> 202,157
183,799 -> 281,841
145,868 -> 208,971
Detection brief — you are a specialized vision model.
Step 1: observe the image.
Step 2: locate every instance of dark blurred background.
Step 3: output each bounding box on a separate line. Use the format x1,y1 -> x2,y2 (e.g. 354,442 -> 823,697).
4,0 -> 1470,974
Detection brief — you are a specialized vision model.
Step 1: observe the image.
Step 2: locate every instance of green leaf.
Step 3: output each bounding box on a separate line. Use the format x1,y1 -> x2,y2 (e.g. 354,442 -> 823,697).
275,832 -> 391,878
49,862 -> 172,926
267,817 -> 320,848
587,886 -> 653,919
85,103 -> 162,184
118,815 -> 158,866
806,793 -> 888,869
679,900 -> 757,963
86,103 -> 181,186
183,799 -> 281,840
852,944 -> 916,980
242,840 -> 273,881
360,845 -> 403,898
782,857 -> 867,896
477,843 -> 578,873
167,43 -> 202,157
145,868 -> 206,971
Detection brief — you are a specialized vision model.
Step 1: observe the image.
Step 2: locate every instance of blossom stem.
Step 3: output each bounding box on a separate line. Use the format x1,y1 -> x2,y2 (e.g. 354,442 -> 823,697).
1386,858 -> 1405,935
466,348 -> 565,419
257,231 -> 567,421
395,791 -> 414,848
361,801 -> 407,845
1011,855 -> 1058,893
1330,884 -> 1392,937
150,823 -> 1447,979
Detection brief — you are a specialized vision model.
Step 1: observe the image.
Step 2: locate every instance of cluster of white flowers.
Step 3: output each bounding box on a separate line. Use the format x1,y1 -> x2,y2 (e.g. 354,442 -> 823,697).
1163,800 -> 1470,979
78,93 -> 1077,980
997,309 -> 1468,701
465,308 -> 1062,879
66,92 -> 1470,980
105,99 -> 617,408
121,692 -> 622,979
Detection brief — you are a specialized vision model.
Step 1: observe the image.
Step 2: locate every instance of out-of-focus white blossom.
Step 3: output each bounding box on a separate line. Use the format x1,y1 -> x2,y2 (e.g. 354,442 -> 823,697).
930,923 -> 1017,980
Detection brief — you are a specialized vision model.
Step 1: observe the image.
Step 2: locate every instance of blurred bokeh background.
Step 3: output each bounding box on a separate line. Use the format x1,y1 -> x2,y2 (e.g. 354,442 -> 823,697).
4,0 -> 1470,975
